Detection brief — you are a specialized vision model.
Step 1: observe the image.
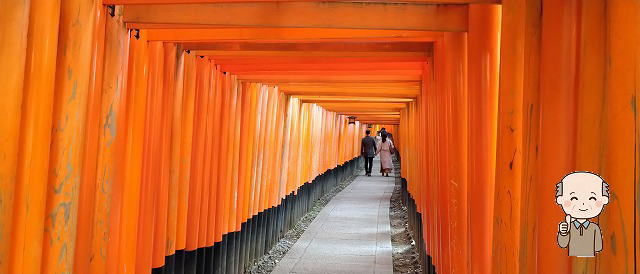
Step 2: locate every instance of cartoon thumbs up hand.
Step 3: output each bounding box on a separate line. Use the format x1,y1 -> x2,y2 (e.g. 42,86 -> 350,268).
558,215 -> 571,235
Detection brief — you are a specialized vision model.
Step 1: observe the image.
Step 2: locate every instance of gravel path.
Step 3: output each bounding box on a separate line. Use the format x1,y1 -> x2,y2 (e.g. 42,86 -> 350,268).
389,179 -> 422,273
389,158 -> 422,273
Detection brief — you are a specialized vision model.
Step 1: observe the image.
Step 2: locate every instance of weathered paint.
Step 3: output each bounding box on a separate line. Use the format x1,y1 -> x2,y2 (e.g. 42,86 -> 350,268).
41,0 -> 97,272
103,7 -> 131,274
490,1 -> 541,273
74,3 -> 106,273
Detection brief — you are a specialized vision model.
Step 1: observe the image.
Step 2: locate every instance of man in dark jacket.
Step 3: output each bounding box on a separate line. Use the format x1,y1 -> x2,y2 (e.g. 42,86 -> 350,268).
361,130 -> 377,176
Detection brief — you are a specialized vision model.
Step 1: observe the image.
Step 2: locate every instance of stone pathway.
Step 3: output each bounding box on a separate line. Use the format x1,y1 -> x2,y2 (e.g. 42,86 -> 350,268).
272,157 -> 395,274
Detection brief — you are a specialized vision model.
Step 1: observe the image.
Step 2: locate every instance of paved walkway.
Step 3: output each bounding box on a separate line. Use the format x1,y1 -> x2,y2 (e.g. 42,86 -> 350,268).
272,157 -> 395,274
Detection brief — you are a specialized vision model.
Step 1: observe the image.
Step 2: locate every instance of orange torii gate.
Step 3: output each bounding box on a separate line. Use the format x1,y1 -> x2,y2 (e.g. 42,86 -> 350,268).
0,0 -> 638,273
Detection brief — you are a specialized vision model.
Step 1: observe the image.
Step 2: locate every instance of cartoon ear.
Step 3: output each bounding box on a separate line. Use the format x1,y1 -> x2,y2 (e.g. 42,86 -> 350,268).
556,196 -> 564,205
601,196 -> 609,205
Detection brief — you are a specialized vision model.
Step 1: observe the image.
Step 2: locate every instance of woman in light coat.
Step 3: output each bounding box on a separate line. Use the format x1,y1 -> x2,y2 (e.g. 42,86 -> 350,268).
376,132 -> 394,177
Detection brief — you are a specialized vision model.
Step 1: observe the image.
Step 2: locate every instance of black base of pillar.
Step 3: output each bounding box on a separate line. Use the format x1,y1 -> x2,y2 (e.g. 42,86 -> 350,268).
184,249 -> 198,274
175,250 -> 185,274
212,241 -> 222,274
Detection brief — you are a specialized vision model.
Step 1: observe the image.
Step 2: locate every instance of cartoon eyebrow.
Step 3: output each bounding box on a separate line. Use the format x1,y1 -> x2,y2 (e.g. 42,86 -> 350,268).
591,192 -> 597,195
569,192 -> 575,195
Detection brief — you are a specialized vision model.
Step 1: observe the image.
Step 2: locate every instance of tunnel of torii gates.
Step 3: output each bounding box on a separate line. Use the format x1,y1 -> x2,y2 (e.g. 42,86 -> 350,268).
0,0 -> 639,273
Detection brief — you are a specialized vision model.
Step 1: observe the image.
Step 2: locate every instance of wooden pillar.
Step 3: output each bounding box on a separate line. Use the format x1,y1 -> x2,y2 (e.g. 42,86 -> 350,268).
135,41 -> 165,272
176,52 -> 196,253
433,36 -> 449,273
598,0 -> 639,272
270,93 -> 285,208
636,6 -> 640,270
279,95 -> 292,198
0,1 -> 30,270
222,74 -> 237,233
232,79 -> 244,231
574,1 -> 606,173
185,56 -> 209,252
74,2 -> 105,271
104,8 -> 132,273
195,59 -> 212,253
151,42 -> 177,268
467,4 -> 500,273
236,82 -> 252,229
41,0 -> 97,272
246,83 -> 258,221
444,32 -> 469,274
117,29 -> 149,273
166,47 -> 186,261
573,1 -> 605,272
286,98 -> 300,195
214,72 -> 230,240
206,66 -> 222,246
636,2 -> 640,272
209,67 -> 223,243
491,0 -> 542,273
424,60 -> 438,261
537,0 -> 579,272
8,0 -> 60,272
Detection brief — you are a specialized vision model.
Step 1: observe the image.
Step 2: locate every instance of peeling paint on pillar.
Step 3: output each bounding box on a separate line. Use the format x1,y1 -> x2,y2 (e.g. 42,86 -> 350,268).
42,0 -> 97,273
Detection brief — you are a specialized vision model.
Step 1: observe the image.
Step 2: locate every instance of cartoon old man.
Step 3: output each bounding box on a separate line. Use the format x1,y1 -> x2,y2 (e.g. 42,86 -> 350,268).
556,171 -> 609,257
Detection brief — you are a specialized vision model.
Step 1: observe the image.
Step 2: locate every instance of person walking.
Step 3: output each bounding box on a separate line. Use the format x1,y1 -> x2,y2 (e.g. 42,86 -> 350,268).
361,129 -> 377,176
380,128 -> 397,159
376,132 -> 394,177
374,130 -> 382,148
381,127 -> 394,143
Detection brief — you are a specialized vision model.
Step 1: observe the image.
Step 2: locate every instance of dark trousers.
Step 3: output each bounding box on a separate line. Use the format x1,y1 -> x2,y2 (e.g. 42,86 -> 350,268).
364,157 -> 374,174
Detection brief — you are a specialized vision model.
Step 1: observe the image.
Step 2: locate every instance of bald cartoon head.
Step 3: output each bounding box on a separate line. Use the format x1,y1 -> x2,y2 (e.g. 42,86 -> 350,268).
555,172 -> 609,219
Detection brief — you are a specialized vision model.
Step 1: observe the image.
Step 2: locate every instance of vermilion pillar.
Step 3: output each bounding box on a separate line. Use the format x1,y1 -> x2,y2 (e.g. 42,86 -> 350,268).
195,59 -> 212,257
204,62 -> 220,251
176,53 -> 197,253
0,1 -> 30,271
443,32 -> 468,274
9,0 -> 60,272
75,3 -> 105,273
104,7 -> 131,273
151,42 -> 177,268
185,56 -> 209,252
209,60 -> 220,246
573,1 -> 605,272
537,0 -> 578,272
166,48 -> 186,263
598,0 -> 639,272
228,78 -> 241,232
118,29 -> 149,273
136,41 -> 165,272
42,0 -> 97,272
467,4 -> 500,274
491,0 -> 542,273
